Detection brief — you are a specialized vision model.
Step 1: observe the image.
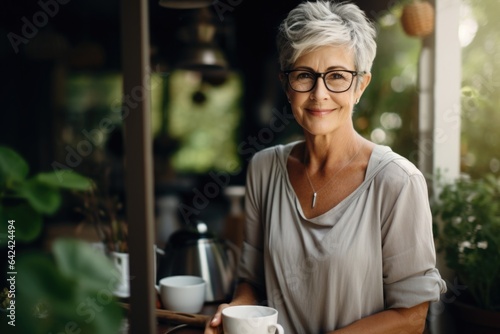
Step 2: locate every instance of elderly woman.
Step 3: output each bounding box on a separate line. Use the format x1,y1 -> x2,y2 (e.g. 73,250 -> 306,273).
206,1 -> 446,333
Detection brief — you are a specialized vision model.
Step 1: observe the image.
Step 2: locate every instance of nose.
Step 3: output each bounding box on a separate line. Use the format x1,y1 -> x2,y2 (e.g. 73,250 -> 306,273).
310,75 -> 330,100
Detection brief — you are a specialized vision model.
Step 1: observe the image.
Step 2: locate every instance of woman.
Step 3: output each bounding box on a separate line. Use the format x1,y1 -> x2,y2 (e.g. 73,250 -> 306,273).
206,1 -> 446,333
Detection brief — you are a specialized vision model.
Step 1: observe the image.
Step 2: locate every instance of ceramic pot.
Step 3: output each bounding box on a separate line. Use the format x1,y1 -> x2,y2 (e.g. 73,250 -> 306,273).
110,251 -> 130,298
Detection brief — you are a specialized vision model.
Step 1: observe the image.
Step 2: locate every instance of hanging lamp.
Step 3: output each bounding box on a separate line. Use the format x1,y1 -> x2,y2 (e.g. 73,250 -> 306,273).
175,8 -> 229,73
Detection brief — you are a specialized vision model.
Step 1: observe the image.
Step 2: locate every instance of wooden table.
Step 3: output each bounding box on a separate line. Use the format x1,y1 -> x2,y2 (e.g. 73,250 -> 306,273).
121,301 -> 219,334
157,304 -> 217,334
156,322 -> 204,333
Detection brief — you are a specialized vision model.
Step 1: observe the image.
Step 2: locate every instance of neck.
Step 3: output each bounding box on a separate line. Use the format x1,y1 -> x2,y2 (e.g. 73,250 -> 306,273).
301,134 -> 364,209
303,131 -> 362,173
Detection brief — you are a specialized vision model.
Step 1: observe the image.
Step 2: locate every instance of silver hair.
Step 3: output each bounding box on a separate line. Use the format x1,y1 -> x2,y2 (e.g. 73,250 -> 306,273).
277,1 -> 377,77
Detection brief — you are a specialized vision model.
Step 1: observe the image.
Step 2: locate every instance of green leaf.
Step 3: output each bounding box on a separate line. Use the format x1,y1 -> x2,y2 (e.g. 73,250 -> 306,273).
16,251 -> 123,334
35,171 -> 93,191
16,178 -> 62,214
0,203 -> 43,243
18,253 -> 75,303
0,145 -> 29,185
52,239 -> 121,292
51,239 -> 125,334
16,253 -> 76,334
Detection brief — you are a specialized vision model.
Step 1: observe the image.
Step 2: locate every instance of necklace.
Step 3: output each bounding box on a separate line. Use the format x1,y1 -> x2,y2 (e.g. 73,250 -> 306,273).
304,144 -> 362,209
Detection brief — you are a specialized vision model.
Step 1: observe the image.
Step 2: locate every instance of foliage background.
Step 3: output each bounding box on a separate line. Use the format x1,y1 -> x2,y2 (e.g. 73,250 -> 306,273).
459,0 -> 500,178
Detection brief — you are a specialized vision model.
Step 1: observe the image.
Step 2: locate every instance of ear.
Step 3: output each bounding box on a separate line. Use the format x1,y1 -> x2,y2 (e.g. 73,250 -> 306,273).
278,72 -> 286,82
278,72 -> 290,96
357,72 -> 372,95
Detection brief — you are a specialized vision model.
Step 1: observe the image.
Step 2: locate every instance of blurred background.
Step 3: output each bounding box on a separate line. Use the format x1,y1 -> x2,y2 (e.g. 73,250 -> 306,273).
2,0 -> 498,231
1,0 -> 499,333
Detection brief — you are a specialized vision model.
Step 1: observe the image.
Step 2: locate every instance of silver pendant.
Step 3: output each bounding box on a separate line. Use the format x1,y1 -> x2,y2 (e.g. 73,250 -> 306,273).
312,192 -> 317,208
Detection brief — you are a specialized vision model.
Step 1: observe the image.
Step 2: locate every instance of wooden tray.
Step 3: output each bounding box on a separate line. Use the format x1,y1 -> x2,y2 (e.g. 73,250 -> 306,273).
120,303 -> 210,328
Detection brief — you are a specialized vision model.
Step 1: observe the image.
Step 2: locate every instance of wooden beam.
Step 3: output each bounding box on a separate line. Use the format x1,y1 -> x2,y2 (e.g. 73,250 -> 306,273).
121,0 -> 157,332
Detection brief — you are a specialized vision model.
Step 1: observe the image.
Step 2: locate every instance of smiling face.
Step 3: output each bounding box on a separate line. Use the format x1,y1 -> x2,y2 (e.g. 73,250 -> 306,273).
285,45 -> 371,138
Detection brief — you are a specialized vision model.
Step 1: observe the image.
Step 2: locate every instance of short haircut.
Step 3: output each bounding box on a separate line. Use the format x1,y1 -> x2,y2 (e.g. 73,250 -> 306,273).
277,1 -> 377,75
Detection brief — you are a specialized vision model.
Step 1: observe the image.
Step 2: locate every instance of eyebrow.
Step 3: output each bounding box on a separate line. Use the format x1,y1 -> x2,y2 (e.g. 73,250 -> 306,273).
293,65 -> 350,71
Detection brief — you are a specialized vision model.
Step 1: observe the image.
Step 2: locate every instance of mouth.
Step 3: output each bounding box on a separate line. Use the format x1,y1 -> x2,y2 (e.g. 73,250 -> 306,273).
305,107 -> 335,117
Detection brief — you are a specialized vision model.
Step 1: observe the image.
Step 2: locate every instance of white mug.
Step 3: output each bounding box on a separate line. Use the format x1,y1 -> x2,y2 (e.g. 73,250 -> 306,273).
155,275 -> 206,313
222,305 -> 285,334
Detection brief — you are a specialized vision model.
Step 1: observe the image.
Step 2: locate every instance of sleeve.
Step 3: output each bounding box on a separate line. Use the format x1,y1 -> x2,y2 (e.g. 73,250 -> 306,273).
236,154 -> 266,292
381,169 -> 447,309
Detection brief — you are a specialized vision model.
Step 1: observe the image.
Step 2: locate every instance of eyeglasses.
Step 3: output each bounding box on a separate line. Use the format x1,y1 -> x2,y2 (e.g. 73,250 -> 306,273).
283,69 -> 363,93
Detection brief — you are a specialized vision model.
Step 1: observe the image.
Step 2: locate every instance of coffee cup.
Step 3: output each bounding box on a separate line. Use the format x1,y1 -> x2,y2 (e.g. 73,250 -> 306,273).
155,275 -> 206,313
222,305 -> 285,334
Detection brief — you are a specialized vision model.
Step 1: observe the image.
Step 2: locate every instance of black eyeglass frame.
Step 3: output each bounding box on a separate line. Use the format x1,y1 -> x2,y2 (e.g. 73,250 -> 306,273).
282,69 -> 365,93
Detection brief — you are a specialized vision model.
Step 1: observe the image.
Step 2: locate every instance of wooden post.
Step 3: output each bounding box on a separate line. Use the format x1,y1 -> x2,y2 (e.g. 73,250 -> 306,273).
121,0 -> 157,332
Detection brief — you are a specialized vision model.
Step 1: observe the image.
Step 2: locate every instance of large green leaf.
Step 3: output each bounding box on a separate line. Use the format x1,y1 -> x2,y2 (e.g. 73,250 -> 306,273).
52,239 -> 124,334
15,178 -> 62,215
16,250 -> 123,334
0,203 -> 43,243
53,239 -> 121,292
16,253 -> 76,334
0,146 -> 29,186
17,252 -> 75,304
35,171 -> 93,191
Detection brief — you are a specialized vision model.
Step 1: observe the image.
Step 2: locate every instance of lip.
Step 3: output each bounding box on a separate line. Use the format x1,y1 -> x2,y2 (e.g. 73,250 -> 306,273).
305,108 -> 335,116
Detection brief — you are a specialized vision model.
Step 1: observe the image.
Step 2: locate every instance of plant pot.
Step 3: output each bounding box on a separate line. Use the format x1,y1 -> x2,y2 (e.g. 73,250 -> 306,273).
110,251 -> 130,298
450,300 -> 500,334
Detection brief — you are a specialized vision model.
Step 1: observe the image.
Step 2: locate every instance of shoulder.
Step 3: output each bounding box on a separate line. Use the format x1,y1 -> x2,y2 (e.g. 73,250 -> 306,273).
371,145 -> 423,177
249,141 -> 299,168
246,142 -> 299,192
372,146 -> 427,193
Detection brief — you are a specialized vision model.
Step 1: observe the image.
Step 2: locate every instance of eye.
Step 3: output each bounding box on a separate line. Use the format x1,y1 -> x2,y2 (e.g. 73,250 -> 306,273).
326,71 -> 347,81
294,71 -> 314,80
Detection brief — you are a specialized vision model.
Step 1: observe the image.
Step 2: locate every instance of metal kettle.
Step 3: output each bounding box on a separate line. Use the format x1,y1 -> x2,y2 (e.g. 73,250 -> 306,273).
157,221 -> 237,302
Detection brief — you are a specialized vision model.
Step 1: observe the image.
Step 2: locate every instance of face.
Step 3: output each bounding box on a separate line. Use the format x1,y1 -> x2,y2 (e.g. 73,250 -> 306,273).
284,46 -> 371,137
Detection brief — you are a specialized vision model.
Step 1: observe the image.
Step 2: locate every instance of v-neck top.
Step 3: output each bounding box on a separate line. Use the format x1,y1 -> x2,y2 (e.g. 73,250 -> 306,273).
238,141 -> 446,333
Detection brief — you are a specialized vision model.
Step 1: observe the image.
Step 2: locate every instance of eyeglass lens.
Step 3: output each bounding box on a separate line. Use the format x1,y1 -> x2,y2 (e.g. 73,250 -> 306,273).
288,70 -> 355,92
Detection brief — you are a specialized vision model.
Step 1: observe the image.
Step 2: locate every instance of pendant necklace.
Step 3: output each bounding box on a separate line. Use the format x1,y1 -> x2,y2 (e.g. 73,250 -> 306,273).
304,144 -> 362,209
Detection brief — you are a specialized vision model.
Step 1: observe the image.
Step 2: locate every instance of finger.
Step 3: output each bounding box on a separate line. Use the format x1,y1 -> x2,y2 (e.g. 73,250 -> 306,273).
204,305 -> 225,333
210,313 -> 222,326
203,323 -> 219,334
208,303 -> 230,328
203,324 -> 220,334
209,308 -> 225,327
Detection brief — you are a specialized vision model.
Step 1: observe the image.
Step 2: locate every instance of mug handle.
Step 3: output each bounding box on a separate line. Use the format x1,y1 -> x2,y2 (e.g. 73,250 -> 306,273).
269,324 -> 284,334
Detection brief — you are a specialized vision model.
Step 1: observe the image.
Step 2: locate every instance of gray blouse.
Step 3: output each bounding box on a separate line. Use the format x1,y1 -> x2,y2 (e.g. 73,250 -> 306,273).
238,142 -> 447,333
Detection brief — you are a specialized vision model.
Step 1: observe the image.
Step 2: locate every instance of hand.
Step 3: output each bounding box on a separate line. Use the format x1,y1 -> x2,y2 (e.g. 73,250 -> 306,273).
204,303 -> 230,334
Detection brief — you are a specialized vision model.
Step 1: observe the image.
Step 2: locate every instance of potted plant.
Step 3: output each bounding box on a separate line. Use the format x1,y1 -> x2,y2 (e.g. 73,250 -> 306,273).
76,177 -> 130,298
77,180 -> 128,253
431,173 -> 500,333
0,145 -> 124,334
